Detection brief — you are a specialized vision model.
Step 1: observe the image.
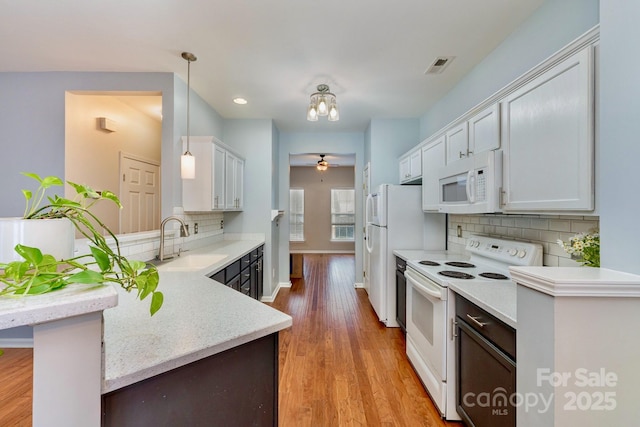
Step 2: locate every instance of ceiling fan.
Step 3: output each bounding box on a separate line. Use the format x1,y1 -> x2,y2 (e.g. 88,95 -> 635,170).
312,154 -> 341,171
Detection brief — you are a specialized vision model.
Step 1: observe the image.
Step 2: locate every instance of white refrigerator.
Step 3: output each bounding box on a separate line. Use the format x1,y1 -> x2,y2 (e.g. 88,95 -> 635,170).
365,184 -> 446,327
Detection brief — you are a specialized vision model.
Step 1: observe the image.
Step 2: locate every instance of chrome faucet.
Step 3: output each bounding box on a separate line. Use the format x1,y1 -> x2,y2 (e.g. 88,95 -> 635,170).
157,216 -> 190,261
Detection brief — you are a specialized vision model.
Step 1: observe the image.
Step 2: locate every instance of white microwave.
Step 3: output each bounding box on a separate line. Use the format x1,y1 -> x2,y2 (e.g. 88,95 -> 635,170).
438,150 -> 502,214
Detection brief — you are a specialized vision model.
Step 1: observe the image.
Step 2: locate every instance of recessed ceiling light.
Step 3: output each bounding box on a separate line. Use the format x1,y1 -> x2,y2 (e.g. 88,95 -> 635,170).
233,97 -> 248,105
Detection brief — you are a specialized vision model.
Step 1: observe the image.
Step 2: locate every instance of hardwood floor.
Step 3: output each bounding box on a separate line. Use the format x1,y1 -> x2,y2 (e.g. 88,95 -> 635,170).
0,347 -> 32,426
269,254 -> 462,427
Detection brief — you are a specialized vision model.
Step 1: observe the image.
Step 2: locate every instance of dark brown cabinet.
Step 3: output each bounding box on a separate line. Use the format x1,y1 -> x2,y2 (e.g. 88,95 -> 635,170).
456,295 -> 516,427
102,333 -> 279,426
395,256 -> 407,332
209,245 -> 264,301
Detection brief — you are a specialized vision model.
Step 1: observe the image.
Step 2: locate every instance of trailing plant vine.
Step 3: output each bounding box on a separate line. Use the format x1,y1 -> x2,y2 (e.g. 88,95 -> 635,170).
0,173 -> 163,316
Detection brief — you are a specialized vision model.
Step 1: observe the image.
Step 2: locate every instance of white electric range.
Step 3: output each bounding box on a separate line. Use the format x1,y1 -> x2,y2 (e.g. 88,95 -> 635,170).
404,235 -> 542,420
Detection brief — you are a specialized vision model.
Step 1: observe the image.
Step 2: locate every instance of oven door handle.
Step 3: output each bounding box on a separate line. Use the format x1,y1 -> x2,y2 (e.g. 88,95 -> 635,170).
405,268 -> 446,301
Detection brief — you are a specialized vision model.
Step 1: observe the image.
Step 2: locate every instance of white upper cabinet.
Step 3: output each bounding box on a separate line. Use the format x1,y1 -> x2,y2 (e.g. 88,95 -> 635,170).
445,122 -> 469,163
501,46 -> 594,212
468,103 -> 500,156
225,151 -> 244,210
399,148 -> 422,183
182,136 -> 244,212
422,135 -> 446,212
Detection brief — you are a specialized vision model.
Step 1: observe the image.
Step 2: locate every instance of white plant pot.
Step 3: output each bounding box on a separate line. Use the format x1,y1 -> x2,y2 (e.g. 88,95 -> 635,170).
0,217 -> 75,263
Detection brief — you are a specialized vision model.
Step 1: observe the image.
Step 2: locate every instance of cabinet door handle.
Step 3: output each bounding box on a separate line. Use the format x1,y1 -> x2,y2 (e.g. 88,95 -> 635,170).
459,151 -> 465,158
244,259 -> 251,264
466,314 -> 487,328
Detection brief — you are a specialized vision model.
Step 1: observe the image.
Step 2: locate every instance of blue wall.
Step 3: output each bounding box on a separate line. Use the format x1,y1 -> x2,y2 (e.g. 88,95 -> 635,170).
599,0 -> 640,273
419,0 -> 600,139
366,119 -> 419,189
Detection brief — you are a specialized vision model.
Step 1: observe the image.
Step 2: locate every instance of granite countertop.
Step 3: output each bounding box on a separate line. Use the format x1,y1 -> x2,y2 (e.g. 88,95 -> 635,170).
102,238 -> 292,394
448,280 -> 517,329
0,283 -> 118,330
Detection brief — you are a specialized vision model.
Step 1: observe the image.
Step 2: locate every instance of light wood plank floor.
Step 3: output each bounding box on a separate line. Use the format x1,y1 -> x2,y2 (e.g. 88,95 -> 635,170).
0,347 -> 32,426
269,253 -> 462,427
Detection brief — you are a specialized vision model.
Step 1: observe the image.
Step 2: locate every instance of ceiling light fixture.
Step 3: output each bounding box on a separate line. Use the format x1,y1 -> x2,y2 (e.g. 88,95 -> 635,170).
233,97 -> 248,105
317,154 -> 329,171
181,51 -> 197,180
307,84 -> 339,122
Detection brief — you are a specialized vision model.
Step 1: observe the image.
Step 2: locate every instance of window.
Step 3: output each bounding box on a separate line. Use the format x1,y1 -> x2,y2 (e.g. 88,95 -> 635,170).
331,188 -> 355,241
289,188 -> 304,241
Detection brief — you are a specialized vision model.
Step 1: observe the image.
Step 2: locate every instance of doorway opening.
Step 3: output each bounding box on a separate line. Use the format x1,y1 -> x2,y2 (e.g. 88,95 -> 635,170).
64,91 -> 162,235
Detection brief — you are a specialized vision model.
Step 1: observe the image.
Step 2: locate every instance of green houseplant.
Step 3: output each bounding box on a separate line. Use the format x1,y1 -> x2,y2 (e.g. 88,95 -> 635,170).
0,173 -> 162,316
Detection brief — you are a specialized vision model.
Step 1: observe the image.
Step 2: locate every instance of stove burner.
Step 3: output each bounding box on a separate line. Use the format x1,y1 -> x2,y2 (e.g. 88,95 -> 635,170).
419,260 -> 441,266
445,261 -> 475,268
438,270 -> 475,279
479,272 -> 509,280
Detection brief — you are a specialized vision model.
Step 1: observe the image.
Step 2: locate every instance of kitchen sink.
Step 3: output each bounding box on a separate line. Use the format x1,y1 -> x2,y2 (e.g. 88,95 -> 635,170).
150,253 -> 228,271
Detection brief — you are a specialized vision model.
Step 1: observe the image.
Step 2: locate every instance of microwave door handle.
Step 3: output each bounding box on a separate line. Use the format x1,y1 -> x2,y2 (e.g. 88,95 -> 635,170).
466,170 -> 476,203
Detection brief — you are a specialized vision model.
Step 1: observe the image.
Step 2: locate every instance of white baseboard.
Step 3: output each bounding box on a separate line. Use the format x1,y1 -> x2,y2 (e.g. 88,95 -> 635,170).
0,338 -> 34,348
354,282 -> 364,288
260,281 -> 291,303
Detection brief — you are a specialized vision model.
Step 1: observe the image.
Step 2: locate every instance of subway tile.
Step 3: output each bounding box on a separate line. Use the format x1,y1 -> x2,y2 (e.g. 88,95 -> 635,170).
494,226 -> 507,235
571,221 -> 599,233
507,228 -> 522,238
479,217 -> 491,225
501,217 -> 515,227
539,230 -> 560,243
515,218 -> 531,228
490,218 -> 502,226
522,228 -> 541,241
543,254 -> 559,267
548,220 -> 571,232
530,219 -> 549,230
558,257 -> 581,267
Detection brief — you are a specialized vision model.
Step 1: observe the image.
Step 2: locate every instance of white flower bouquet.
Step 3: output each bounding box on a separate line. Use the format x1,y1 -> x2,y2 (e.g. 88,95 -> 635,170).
557,230 -> 600,267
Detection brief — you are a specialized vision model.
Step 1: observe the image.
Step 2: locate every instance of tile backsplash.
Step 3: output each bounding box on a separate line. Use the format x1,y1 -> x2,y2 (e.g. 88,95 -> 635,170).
447,214 -> 600,267
74,210 -> 225,262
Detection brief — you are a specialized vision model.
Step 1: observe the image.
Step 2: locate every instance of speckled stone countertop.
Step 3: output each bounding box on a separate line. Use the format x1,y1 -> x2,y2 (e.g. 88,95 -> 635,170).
0,283 -> 117,330
448,280 -> 517,329
102,238 -> 293,394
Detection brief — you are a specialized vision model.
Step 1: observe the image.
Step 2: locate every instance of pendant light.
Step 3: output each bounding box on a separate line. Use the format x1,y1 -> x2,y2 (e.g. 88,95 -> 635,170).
181,51 -> 197,179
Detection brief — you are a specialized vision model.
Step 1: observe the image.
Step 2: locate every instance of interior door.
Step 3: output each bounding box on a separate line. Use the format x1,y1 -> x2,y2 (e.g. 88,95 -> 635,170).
120,153 -> 160,234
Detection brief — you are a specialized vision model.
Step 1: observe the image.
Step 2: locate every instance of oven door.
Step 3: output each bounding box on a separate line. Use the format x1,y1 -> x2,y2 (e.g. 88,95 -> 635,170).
405,267 -> 448,415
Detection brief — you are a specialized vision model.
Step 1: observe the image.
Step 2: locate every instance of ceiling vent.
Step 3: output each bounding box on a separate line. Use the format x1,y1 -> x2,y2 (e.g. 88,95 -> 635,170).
424,56 -> 455,75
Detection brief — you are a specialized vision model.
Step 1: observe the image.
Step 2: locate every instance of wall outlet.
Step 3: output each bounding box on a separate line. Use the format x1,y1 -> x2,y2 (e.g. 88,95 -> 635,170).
220,219 -> 224,229
457,225 -> 463,238
194,223 -> 199,234
181,224 -> 189,237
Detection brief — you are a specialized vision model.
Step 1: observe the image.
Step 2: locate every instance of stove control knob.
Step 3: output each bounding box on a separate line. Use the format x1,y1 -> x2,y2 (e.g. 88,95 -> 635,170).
517,250 -> 527,258
507,248 -> 518,256
473,240 -> 480,248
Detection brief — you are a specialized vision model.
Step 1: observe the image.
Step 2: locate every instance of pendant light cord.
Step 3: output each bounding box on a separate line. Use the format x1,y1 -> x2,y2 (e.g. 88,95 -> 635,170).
186,58 -> 191,155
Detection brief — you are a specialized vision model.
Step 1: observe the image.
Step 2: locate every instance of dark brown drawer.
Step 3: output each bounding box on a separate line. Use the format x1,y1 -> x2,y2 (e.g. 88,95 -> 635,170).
395,256 -> 406,273
226,259 -> 241,281
241,253 -> 252,269
456,295 -> 516,360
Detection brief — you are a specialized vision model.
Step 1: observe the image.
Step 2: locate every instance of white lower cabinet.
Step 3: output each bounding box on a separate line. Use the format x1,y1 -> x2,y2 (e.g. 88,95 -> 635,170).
501,46 -> 595,212
182,136 -> 244,212
422,136 -> 445,212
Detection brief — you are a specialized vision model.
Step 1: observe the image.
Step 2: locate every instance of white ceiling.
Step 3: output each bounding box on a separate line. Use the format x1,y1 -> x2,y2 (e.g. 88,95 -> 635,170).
0,0 -> 545,132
